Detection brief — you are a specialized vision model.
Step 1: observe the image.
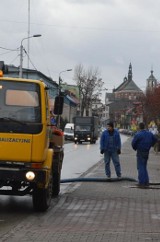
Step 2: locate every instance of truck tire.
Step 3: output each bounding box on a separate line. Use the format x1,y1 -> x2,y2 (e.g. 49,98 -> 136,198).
52,171 -> 60,196
52,149 -> 63,196
32,171 -> 53,212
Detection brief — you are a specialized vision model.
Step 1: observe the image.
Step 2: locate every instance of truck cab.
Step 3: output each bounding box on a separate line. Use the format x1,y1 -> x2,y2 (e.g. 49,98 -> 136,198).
73,116 -> 99,144
0,62 -> 64,211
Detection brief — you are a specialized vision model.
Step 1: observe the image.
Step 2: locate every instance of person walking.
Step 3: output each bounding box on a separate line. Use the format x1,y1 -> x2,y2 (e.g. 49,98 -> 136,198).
100,122 -> 122,179
131,122 -> 157,188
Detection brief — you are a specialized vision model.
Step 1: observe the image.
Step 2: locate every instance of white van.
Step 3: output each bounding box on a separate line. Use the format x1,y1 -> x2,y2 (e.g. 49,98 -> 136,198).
64,123 -> 74,141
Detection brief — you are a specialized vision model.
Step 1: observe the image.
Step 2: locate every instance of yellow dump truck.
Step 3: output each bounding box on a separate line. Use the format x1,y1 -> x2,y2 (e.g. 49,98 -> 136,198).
0,62 -> 64,212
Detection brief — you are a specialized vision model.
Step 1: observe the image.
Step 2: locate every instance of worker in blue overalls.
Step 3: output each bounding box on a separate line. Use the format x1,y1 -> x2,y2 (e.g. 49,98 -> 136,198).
132,122 -> 157,188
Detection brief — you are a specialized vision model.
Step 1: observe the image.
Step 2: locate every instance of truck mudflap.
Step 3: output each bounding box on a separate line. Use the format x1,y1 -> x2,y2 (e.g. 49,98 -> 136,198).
0,168 -> 48,196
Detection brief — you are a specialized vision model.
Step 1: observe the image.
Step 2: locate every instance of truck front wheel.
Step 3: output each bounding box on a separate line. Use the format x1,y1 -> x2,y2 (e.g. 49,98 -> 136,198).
52,149 -> 63,196
52,172 -> 60,196
32,171 -> 53,212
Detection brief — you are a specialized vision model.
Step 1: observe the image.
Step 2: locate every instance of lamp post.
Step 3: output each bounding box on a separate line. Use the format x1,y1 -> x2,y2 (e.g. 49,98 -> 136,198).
57,69 -> 72,128
19,34 -> 42,78
78,84 -> 81,116
58,69 -> 72,95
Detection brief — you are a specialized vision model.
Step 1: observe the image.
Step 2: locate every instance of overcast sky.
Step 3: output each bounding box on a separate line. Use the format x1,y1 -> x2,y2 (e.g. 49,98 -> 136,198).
1,0 -> 160,95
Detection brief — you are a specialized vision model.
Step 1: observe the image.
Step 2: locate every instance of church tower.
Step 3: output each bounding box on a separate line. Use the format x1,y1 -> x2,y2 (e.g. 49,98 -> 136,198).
114,63 -> 143,100
128,63 -> 132,82
146,70 -> 157,91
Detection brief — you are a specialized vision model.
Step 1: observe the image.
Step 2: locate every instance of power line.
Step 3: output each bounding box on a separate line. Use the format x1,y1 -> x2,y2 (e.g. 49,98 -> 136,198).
23,49 -> 37,70
0,50 -> 16,56
0,46 -> 19,51
9,55 -> 20,65
0,47 -> 19,57
1,19 -> 160,33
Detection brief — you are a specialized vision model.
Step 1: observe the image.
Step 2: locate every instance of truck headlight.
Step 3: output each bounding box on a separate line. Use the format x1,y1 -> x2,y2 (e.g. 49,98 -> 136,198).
74,137 -> 78,140
26,171 -> 35,181
87,137 -> 91,140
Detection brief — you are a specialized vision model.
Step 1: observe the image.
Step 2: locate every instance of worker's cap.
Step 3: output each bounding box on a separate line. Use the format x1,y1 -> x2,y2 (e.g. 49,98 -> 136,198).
107,121 -> 114,128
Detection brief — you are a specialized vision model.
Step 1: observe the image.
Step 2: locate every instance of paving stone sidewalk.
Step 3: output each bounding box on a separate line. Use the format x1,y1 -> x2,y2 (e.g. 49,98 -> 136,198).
1,138 -> 160,242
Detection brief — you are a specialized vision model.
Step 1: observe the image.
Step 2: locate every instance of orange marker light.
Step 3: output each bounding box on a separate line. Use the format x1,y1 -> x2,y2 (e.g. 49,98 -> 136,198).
0,70 -> 3,77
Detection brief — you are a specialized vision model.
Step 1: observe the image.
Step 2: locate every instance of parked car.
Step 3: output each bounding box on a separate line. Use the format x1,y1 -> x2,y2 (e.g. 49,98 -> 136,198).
64,123 -> 74,141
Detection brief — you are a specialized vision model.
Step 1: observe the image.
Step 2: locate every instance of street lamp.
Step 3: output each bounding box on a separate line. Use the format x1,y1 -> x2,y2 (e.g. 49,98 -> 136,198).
58,69 -> 72,94
78,84 -> 81,116
57,69 -> 72,128
19,34 -> 42,78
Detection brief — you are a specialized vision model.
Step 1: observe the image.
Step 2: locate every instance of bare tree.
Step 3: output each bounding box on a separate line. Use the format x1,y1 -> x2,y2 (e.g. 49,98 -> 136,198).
74,64 -> 103,116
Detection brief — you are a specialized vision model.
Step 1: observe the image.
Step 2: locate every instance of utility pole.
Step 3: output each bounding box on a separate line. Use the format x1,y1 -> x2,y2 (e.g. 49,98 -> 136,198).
28,0 -> 30,70
19,34 -> 41,78
57,69 -> 72,128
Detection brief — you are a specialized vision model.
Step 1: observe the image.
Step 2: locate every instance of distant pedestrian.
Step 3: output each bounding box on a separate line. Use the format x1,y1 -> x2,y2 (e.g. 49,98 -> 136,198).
149,126 -> 158,136
149,126 -> 159,153
131,122 -> 157,188
100,121 -> 122,179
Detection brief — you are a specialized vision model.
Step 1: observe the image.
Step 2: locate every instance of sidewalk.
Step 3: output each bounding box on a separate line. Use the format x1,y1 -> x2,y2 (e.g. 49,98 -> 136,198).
1,137 -> 160,242
57,137 -> 160,242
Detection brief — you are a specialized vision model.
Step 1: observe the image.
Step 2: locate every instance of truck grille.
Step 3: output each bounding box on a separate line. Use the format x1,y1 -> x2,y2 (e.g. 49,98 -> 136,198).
0,161 -> 29,169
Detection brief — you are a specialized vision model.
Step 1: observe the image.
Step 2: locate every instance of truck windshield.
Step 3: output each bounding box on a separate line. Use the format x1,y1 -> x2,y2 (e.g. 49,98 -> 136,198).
75,125 -> 91,131
0,80 -> 41,123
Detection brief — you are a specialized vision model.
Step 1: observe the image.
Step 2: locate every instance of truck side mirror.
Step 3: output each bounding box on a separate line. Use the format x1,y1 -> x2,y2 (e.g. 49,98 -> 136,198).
54,96 -> 64,115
